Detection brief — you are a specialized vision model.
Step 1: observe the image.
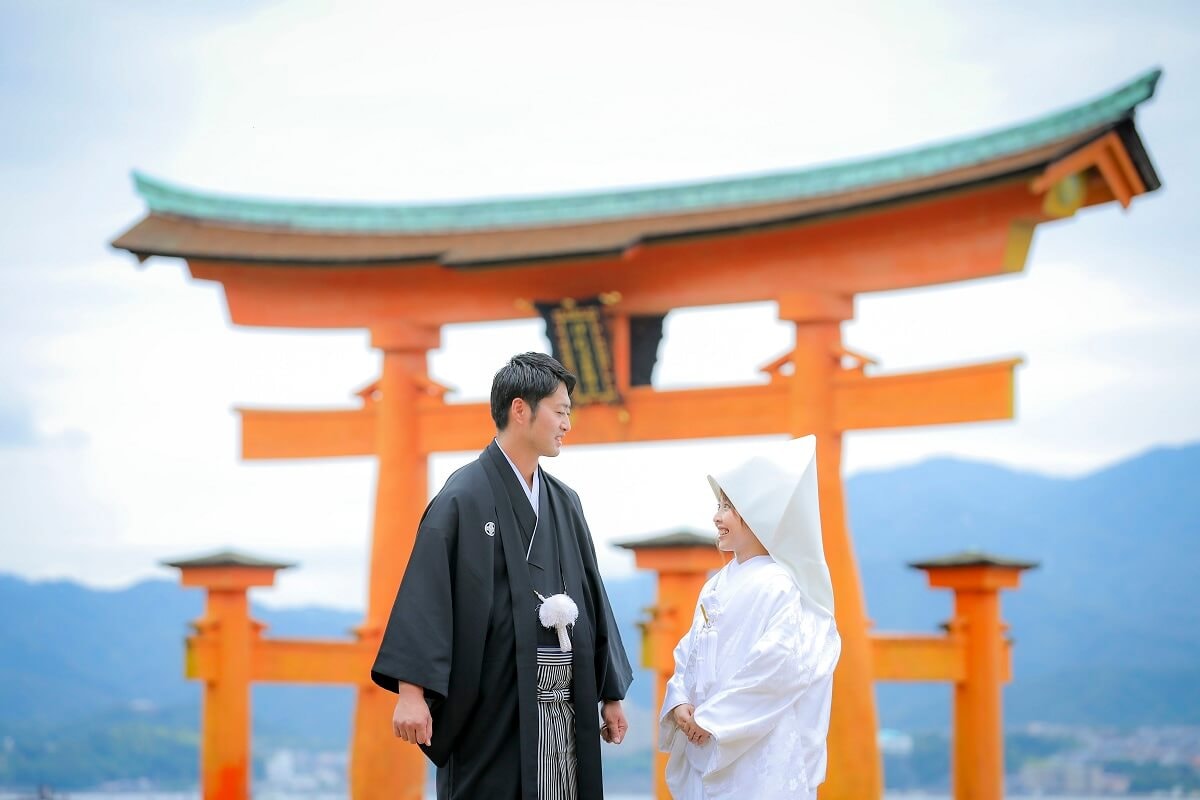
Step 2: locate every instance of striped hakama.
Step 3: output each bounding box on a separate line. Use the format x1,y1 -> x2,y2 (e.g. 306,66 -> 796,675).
536,646 -> 577,800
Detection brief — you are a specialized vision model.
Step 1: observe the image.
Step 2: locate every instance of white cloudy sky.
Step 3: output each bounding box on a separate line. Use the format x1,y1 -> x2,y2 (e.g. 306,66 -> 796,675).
1,0 -> 1197,609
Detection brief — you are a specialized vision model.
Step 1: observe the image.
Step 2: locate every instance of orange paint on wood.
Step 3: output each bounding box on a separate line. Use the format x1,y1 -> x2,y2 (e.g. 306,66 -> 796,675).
832,358 -> 1020,430
242,360 -> 1018,460
953,588 -> 1006,800
176,565 -> 284,800
609,311 -> 632,395
787,320 -> 883,800
1032,136 -> 1111,194
189,181 -> 1049,329
871,635 -> 965,682
1032,132 -> 1147,210
250,639 -> 375,684
351,346 -> 430,799
178,565 -> 280,591
916,562 -> 1033,800
777,292 -> 855,323
413,384 -> 788,451
239,406 -> 376,459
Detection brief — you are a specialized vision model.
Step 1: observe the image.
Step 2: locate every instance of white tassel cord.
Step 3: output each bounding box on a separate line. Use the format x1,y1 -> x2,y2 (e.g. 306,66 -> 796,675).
536,592 -> 579,652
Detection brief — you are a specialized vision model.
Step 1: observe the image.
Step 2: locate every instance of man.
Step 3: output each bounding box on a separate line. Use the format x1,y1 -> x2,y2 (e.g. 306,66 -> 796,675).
372,352 -> 633,800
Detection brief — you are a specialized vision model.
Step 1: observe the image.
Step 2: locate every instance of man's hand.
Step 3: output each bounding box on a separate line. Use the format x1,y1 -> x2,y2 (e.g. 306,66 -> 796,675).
600,700 -> 628,744
392,682 -> 433,746
671,703 -> 711,745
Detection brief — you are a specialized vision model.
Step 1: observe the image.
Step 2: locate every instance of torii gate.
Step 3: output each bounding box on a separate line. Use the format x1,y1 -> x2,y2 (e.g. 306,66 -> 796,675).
113,69 -> 1162,800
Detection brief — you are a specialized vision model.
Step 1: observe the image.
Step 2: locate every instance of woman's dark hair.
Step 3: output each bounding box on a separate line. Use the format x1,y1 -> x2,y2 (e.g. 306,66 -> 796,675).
490,352 -> 577,430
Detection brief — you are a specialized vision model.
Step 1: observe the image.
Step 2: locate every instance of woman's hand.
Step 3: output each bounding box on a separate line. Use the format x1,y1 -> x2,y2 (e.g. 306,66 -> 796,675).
671,703 -> 711,745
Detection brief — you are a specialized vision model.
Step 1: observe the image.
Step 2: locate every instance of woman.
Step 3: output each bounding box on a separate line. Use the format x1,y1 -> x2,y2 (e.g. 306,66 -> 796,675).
659,436 -> 841,800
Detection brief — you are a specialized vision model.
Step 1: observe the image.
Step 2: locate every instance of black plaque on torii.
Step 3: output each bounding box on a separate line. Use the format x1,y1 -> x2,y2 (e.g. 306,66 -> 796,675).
536,298 -> 666,405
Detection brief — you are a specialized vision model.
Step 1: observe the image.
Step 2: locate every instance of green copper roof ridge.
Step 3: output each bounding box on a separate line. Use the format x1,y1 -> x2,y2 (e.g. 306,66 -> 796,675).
132,67 -> 1161,234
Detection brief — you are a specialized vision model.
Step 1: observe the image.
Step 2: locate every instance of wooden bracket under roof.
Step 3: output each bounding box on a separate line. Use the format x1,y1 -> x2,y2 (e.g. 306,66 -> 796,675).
1033,130 -> 1150,214
759,345 -> 879,381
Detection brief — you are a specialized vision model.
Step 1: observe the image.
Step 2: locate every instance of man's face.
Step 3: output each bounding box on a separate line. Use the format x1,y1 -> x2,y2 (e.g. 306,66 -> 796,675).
528,382 -> 572,457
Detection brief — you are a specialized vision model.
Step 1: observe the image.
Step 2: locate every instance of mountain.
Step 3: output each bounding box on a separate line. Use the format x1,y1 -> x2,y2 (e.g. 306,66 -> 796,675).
850,442 -> 1200,728
1,441 -> 1197,783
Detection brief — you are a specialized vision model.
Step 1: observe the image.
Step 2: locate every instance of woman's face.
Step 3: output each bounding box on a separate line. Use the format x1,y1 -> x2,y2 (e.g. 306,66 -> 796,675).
713,495 -> 756,554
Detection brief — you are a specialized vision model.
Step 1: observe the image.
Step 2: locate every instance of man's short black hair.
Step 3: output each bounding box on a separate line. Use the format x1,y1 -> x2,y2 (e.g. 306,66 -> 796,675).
490,352 -> 577,430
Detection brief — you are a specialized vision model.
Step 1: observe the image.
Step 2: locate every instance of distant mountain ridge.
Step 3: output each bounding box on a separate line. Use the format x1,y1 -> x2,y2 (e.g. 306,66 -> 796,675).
852,442 -> 1200,728
2,442 -> 1197,747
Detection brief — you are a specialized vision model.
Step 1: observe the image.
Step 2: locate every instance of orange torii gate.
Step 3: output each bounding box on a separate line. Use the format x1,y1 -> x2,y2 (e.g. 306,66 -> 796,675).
114,70 -> 1162,800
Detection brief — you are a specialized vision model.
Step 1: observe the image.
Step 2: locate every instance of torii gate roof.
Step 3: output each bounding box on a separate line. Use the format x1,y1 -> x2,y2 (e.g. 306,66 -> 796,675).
113,69 -> 1161,269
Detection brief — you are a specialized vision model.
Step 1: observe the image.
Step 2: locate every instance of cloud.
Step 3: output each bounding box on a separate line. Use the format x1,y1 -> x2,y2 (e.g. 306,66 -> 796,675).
0,395 -> 37,447
0,439 -> 120,578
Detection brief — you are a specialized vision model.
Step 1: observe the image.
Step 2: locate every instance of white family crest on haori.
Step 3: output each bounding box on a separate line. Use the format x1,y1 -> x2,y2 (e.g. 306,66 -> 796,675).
705,434 -> 833,615
484,521 -> 496,537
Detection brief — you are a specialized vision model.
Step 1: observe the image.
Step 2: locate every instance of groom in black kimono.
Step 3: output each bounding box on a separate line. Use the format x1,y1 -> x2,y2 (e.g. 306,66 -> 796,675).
372,352 -> 632,800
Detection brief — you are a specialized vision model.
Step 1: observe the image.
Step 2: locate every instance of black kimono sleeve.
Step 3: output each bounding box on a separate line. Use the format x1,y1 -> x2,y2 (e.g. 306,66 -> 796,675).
574,489 -> 633,702
370,495 -> 459,700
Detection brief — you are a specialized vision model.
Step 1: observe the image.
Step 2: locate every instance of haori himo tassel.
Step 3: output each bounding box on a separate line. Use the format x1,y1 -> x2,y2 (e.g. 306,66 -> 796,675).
535,591 -> 579,651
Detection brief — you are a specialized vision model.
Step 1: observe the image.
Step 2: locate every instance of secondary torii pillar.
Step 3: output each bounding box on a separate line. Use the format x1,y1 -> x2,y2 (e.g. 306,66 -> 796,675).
166,550 -> 293,800
912,552 -> 1037,800
616,530 -> 727,800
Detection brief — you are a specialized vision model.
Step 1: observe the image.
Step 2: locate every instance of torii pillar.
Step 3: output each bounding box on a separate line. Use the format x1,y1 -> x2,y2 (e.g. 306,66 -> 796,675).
165,550 -> 294,800
913,552 -> 1037,800
781,292 -> 882,794
351,322 -> 440,798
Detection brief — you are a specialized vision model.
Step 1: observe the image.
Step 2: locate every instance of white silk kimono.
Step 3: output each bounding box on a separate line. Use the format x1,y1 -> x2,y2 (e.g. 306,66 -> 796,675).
658,555 -> 841,800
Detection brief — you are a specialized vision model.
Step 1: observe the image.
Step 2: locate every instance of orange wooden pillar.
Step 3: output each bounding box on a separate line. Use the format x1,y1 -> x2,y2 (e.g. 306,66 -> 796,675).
350,322 -> 440,800
780,293 -> 882,800
167,551 -> 292,800
617,531 -> 726,800
913,553 -> 1036,800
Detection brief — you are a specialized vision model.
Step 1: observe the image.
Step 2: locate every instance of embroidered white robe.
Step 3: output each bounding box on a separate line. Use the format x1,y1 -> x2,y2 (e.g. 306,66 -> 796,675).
658,556 -> 841,800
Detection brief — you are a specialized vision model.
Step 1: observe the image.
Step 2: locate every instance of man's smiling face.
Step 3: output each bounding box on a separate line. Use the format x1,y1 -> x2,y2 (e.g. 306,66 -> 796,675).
529,381 -> 572,457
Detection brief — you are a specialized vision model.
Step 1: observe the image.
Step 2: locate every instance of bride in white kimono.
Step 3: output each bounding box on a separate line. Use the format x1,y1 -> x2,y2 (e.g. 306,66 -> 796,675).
659,436 -> 841,800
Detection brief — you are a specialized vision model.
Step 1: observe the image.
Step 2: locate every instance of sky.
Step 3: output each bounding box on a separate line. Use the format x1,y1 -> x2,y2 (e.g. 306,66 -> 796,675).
1,0 -> 1197,609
